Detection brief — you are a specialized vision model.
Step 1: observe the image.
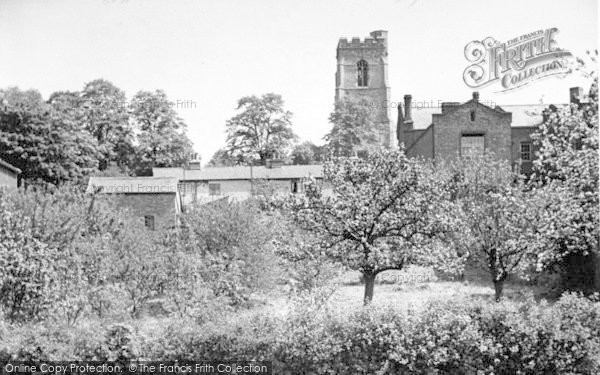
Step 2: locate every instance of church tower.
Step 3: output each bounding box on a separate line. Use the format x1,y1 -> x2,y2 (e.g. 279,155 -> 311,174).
335,30 -> 394,149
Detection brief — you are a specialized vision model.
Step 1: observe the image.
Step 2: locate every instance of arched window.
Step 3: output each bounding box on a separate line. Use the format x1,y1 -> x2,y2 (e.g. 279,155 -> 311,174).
357,60 -> 368,87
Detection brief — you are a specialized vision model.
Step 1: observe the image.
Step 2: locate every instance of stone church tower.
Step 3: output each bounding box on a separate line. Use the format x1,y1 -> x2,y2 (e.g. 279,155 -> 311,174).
335,30 -> 394,148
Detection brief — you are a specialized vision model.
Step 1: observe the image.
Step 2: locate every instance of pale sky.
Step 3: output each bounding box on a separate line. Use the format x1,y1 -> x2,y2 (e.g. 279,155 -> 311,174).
1,0 -> 598,163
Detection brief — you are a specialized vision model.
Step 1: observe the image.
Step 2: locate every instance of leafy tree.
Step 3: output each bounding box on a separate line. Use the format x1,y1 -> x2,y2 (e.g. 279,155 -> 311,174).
325,97 -> 381,157
0,87 -> 100,185
207,147 -> 244,167
282,150 -> 458,304
0,186 -> 123,323
447,155 -> 579,301
225,93 -> 296,164
531,76 -> 599,266
289,141 -> 326,165
81,79 -> 134,170
176,199 -> 280,306
46,91 -> 102,182
129,90 -> 194,176
107,217 -> 168,318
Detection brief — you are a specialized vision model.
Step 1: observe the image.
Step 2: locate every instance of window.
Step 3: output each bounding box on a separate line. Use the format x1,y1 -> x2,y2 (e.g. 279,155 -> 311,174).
209,183 -> 221,196
291,180 -> 299,194
520,142 -> 531,161
144,215 -> 155,231
470,110 -> 476,121
357,60 -> 368,87
461,134 -> 485,157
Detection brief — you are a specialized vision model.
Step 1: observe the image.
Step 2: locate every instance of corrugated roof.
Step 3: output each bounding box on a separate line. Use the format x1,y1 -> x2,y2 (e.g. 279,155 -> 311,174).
153,164 -> 323,181
87,176 -> 179,194
0,158 -> 21,174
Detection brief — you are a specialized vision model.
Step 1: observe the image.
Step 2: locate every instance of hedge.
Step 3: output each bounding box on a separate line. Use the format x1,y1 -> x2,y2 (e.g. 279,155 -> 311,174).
1,293 -> 598,374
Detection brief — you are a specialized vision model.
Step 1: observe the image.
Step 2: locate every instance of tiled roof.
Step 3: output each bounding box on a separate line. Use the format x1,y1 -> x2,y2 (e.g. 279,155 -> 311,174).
87,176 -> 179,194
406,102 -> 566,130
497,104 -> 563,127
409,107 -> 440,130
153,164 -> 323,181
0,158 -> 21,174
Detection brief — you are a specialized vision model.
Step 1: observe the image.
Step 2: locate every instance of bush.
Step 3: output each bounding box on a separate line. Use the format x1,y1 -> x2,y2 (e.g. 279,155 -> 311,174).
4,293 -> 597,374
176,199 -> 282,306
0,196 -> 60,322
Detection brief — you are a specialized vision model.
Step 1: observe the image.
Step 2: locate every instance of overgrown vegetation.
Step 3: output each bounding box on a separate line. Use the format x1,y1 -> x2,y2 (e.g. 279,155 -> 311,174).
1,293 -> 598,374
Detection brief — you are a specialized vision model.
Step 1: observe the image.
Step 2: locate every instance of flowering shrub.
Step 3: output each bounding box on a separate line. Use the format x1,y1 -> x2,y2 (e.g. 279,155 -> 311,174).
1,293 -> 597,374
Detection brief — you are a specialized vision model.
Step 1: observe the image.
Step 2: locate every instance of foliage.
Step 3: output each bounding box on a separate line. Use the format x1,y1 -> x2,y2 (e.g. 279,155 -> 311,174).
272,215 -> 342,294
129,90 -> 194,176
280,150 -> 461,303
446,154 -> 578,300
0,196 -> 57,322
1,81 -> 198,184
0,87 -> 101,185
225,93 -> 296,164
2,293 -> 598,374
0,187 -> 125,323
105,218 -> 169,318
207,147 -> 245,167
176,199 -> 281,306
80,79 -> 134,170
0,187 -> 174,323
288,141 -> 326,165
531,73 -> 599,262
160,229 -> 231,322
325,97 -> 381,157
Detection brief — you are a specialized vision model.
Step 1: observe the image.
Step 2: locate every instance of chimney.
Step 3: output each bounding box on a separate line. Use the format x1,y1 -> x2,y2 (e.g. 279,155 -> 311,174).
265,151 -> 283,168
570,87 -> 584,105
265,158 -> 283,169
403,95 -> 413,130
396,104 -> 405,147
542,109 -> 549,123
473,92 -> 480,101
187,153 -> 201,170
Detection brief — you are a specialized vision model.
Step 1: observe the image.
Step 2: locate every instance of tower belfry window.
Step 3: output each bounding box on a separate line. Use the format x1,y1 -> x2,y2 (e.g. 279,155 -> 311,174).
357,60 -> 368,87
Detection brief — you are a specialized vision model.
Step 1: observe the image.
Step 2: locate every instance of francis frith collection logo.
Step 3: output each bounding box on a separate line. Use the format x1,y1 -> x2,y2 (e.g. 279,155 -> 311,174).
463,28 -> 573,92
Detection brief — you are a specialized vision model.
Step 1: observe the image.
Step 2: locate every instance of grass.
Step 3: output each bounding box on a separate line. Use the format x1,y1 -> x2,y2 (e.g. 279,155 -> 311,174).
258,266 -> 548,318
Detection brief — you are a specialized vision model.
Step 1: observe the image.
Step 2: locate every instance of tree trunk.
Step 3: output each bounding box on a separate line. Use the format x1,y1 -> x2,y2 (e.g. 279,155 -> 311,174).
494,279 -> 504,302
363,273 -> 376,305
593,252 -> 600,292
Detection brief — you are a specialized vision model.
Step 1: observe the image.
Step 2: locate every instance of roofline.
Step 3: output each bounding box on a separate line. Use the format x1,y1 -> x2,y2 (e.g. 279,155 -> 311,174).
178,176 -> 324,181
0,158 -> 21,174
511,125 -> 539,129
405,123 -> 434,155
98,191 -> 177,195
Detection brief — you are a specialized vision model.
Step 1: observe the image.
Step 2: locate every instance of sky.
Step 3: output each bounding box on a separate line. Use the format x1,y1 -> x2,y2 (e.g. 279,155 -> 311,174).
0,0 -> 598,163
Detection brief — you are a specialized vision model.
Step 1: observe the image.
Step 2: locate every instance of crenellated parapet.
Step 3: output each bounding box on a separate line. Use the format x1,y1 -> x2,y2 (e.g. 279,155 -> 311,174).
337,30 -> 388,50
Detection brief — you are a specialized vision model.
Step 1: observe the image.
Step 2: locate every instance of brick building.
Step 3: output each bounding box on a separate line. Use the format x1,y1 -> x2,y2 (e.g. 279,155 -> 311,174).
86,176 -> 181,230
0,157 -> 21,189
337,31 -> 589,173
153,161 -> 323,210
336,30 -> 393,148
394,90 -> 583,172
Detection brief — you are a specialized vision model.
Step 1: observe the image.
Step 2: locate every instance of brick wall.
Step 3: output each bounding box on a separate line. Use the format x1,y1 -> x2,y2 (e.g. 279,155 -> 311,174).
511,127 -> 538,175
431,100 -> 512,161
115,193 -> 177,230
